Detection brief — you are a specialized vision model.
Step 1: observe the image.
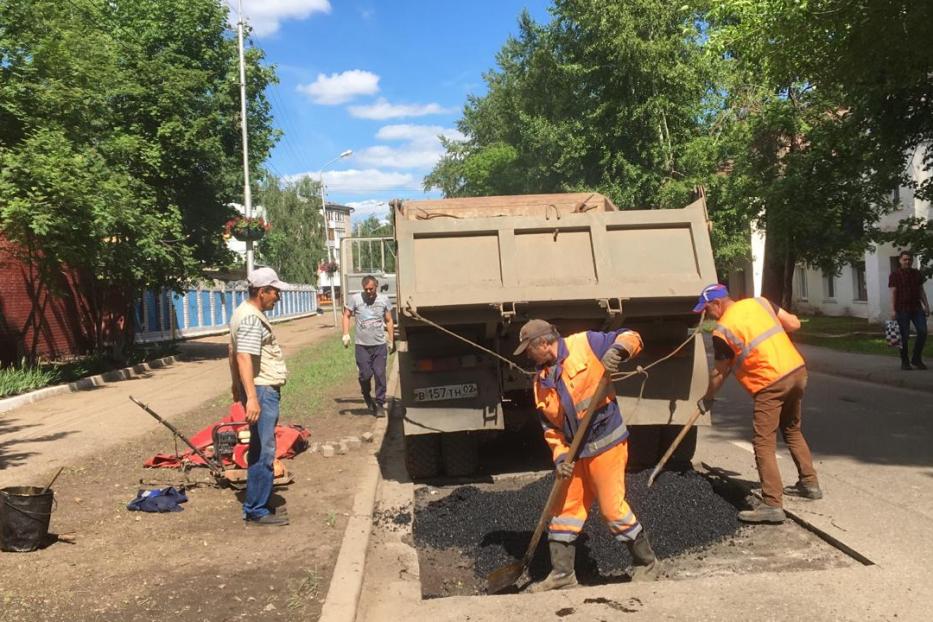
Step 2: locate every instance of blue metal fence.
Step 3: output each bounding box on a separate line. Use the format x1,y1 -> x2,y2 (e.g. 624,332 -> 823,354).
135,284 -> 318,343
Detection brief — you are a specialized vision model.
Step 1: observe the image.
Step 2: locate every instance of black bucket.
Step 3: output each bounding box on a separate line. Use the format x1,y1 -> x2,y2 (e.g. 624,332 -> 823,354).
0,486 -> 55,552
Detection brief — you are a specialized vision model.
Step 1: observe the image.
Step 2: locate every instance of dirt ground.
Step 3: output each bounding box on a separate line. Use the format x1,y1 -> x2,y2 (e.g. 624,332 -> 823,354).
0,374 -> 377,622
409,474 -> 856,599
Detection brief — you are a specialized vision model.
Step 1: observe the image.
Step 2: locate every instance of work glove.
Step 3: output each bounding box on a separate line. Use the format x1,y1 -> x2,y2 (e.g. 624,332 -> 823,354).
342,334 -> 351,348
600,344 -> 627,373
388,339 -> 396,353
556,460 -> 575,480
697,398 -> 714,415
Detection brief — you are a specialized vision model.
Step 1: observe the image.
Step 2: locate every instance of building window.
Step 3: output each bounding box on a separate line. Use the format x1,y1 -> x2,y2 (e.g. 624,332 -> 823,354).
853,262 -> 867,301
795,266 -> 808,300
823,271 -> 835,299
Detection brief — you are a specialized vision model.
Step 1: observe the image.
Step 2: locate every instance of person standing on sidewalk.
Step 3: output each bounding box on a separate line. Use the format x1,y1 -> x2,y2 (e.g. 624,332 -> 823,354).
889,250 -> 930,370
229,267 -> 290,527
514,319 -> 659,590
694,284 -> 822,524
342,275 -> 394,417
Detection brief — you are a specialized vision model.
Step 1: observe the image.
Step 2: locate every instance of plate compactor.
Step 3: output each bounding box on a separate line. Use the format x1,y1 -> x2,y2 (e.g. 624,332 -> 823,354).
129,396 -> 290,489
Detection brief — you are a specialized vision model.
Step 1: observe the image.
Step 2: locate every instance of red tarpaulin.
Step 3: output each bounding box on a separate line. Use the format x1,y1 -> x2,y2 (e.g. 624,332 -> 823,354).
144,402 -> 310,469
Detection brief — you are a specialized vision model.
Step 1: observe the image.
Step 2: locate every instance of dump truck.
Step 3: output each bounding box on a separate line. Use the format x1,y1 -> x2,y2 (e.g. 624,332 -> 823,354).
391,192 -> 718,478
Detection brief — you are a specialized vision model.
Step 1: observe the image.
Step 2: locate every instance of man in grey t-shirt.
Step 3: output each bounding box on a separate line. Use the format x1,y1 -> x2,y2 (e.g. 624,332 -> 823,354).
342,275 -> 394,417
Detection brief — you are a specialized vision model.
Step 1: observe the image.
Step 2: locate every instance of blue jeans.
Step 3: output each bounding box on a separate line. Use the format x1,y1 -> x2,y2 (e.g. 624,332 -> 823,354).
242,385 -> 281,520
896,310 -> 928,364
355,344 -> 388,405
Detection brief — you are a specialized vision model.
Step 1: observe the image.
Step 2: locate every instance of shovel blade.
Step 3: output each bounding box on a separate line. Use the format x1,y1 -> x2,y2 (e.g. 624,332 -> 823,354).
486,561 -> 525,594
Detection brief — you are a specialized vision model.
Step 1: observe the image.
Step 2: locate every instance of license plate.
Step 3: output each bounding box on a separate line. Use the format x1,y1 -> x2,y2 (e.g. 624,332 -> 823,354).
413,383 -> 479,402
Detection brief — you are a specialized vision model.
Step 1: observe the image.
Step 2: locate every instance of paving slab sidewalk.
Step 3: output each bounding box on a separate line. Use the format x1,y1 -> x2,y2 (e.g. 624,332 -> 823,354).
800,343 -> 933,393
0,314 -> 337,488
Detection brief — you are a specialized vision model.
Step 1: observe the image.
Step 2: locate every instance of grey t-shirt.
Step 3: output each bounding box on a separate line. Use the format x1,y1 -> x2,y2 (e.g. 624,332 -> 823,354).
347,292 -> 392,346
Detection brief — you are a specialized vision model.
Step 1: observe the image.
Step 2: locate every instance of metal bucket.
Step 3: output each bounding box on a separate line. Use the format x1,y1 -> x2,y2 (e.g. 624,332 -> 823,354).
0,486 -> 55,552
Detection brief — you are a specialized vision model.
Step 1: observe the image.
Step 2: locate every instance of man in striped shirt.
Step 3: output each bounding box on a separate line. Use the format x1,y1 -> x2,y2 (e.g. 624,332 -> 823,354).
229,267 -> 290,526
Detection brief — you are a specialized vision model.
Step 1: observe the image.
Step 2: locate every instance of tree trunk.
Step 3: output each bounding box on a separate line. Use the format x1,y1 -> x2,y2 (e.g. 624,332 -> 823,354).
760,223 -> 786,304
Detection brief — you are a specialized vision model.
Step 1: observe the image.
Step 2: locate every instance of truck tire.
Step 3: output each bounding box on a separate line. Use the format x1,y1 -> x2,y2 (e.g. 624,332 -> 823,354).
441,432 -> 479,477
405,434 -> 440,480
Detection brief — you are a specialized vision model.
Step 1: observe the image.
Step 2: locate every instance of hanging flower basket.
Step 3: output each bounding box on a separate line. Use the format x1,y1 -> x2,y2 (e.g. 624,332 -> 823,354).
319,260 -> 339,275
225,216 -> 269,242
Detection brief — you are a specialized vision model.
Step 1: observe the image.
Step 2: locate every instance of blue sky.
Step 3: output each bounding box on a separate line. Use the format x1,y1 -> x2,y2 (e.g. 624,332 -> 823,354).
232,0 -> 552,222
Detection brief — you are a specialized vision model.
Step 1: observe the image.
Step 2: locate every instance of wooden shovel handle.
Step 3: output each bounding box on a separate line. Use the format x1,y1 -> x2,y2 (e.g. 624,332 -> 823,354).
648,407 -> 702,487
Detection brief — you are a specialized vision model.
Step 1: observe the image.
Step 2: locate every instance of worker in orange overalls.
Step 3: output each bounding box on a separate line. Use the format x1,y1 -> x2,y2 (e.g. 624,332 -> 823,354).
694,284 -> 822,524
514,319 -> 658,592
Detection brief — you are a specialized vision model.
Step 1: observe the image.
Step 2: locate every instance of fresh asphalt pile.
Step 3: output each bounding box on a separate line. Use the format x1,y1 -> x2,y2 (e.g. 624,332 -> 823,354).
412,469 -> 740,584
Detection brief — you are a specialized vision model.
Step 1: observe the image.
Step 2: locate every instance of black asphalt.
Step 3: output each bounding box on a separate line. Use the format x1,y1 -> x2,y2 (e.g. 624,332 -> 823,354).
412,469 -> 740,583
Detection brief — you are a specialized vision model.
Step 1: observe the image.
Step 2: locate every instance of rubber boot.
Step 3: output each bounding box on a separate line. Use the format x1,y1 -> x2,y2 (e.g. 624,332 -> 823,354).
627,531 -> 660,582
528,541 -> 578,593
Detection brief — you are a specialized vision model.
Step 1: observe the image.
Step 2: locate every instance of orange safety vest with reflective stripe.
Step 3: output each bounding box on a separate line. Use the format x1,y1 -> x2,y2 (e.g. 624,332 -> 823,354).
713,297 -> 805,395
533,332 -> 626,464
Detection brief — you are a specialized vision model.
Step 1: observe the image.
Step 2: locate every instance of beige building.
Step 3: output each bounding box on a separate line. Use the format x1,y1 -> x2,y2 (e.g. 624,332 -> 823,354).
319,202 -> 354,291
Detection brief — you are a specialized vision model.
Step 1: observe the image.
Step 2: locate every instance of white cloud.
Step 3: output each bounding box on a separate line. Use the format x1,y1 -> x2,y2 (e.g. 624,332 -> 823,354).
289,169 -> 419,194
348,97 -> 456,120
234,0 -> 331,38
355,124 -> 465,169
297,70 -> 380,105
346,199 -> 391,223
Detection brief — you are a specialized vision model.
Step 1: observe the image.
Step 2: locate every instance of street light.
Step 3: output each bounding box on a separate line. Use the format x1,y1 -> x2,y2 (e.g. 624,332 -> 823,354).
319,150 -> 352,326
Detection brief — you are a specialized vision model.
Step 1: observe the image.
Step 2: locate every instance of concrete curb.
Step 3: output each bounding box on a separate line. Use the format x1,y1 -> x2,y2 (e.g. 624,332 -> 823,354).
805,358 -> 933,394
0,355 -> 178,414
319,358 -> 398,622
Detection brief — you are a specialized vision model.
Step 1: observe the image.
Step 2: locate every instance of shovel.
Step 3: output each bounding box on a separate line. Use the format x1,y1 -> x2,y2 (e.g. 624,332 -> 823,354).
486,372 -> 614,594
647,407 -> 702,487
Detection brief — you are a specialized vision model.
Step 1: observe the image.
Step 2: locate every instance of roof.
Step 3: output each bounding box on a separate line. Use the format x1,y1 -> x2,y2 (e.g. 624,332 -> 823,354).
325,202 -> 354,214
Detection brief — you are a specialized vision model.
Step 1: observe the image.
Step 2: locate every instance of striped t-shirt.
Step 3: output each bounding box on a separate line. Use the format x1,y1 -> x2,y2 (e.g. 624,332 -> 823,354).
234,314 -> 270,356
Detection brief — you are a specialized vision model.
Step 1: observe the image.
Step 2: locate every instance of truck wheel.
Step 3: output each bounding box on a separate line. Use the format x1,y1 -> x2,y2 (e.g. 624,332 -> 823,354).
441,432 -> 479,477
660,425 -> 697,470
405,434 -> 440,479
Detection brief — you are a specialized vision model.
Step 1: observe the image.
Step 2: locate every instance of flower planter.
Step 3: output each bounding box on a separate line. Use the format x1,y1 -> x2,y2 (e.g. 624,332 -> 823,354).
232,229 -> 265,242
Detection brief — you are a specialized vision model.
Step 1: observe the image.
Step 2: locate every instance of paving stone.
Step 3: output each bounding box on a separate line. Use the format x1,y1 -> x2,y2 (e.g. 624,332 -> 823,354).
337,441 -> 348,455
321,444 -> 335,458
346,437 -> 362,450
361,432 -> 375,443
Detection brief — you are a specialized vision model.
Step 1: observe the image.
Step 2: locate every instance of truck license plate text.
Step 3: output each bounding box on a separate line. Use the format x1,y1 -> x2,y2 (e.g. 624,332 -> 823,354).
413,383 -> 479,402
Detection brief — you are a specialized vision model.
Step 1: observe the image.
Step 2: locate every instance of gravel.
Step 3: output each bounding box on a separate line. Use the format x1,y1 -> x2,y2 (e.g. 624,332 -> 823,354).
412,469 -> 740,581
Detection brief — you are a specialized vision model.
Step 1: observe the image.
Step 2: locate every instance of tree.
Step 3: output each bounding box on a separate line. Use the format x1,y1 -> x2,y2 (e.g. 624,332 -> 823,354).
256,175 -> 327,284
0,0 -> 278,358
708,1 -> 908,304
349,215 -> 395,274
425,1 -> 746,268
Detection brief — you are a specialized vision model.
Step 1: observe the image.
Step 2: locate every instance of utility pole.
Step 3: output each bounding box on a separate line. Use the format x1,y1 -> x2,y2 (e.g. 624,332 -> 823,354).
237,0 -> 254,274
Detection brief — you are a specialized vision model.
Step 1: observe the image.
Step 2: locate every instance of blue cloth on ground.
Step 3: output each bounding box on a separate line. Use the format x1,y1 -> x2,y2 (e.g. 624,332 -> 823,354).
127,487 -> 188,513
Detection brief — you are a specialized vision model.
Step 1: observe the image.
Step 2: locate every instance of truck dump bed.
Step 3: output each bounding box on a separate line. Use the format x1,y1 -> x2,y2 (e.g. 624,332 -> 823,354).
396,192 -> 716,315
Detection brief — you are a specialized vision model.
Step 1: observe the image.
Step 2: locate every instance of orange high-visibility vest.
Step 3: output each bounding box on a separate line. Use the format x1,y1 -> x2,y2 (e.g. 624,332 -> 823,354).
713,297 -> 805,395
533,332 -> 621,463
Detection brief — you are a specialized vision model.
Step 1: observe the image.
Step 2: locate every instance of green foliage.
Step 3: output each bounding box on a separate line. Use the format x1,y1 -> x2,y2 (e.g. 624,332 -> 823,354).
0,359 -> 59,398
0,0 -> 278,356
256,175 -> 326,285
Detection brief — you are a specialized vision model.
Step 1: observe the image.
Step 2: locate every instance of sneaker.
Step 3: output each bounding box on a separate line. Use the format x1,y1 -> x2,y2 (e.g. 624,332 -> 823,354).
783,481 -> 823,500
913,361 -> 927,370
245,514 -> 289,527
901,361 -> 912,370
737,506 -> 785,524
374,403 -> 387,418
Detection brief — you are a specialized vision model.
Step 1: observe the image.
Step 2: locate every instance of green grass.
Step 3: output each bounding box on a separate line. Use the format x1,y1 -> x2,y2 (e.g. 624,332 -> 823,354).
795,314 -> 898,357
0,342 -> 180,399
0,360 -> 60,398
279,330 -> 360,422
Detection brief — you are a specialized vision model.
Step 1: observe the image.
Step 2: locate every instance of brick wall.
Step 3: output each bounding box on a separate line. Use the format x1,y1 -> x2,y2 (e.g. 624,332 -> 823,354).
0,237 -> 126,364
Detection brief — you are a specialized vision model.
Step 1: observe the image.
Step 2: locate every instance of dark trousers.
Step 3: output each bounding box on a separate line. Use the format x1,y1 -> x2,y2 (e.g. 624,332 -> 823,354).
896,310 -> 928,364
752,367 -> 818,508
355,343 -> 388,405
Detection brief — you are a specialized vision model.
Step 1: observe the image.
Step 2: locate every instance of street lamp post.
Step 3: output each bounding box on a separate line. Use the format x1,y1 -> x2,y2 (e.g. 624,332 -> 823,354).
319,150 -> 352,326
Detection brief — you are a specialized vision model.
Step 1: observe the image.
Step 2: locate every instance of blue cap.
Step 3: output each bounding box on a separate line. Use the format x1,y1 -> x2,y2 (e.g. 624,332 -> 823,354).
692,283 -> 729,313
